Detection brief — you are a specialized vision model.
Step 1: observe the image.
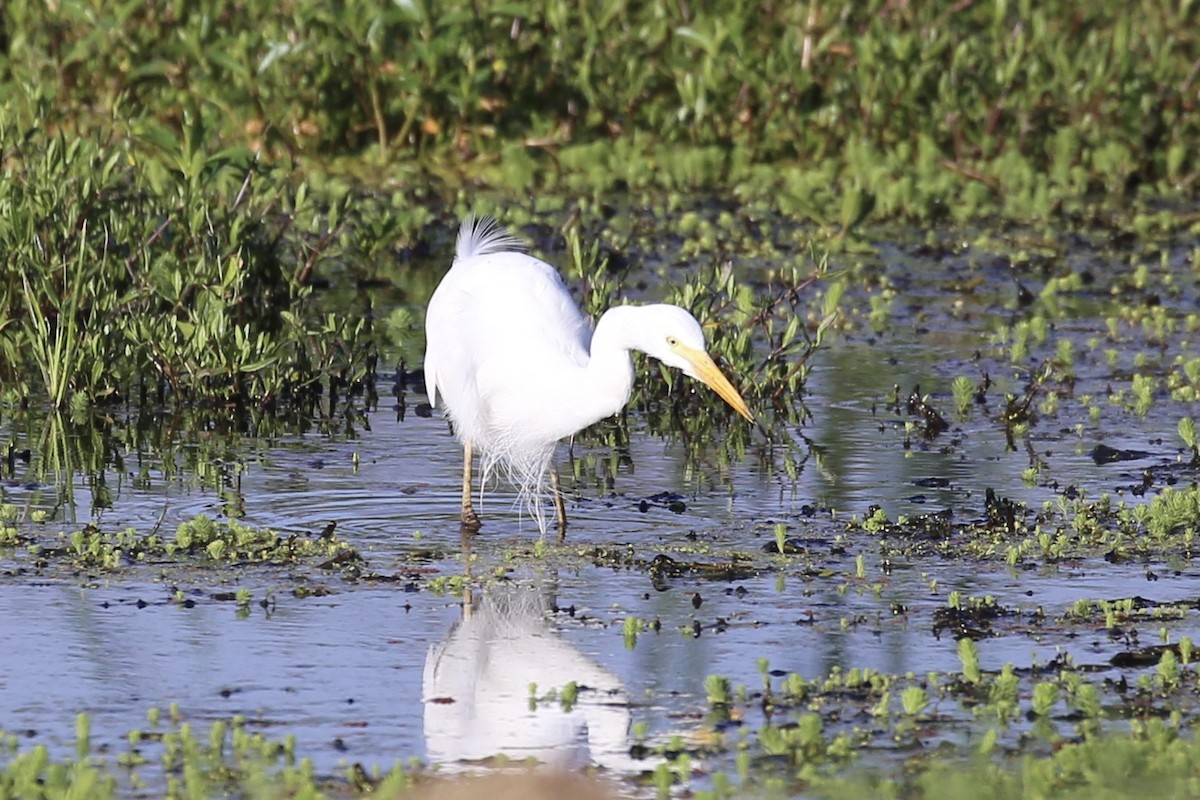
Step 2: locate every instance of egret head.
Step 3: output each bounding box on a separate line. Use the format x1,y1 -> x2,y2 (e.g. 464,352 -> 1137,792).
635,305 -> 755,423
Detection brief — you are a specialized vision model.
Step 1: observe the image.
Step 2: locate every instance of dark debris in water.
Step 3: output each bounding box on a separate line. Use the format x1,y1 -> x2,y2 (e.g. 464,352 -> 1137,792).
888,509 -> 955,541
932,598 -> 1017,641
637,491 -> 688,514
1091,444 -> 1156,464
906,386 -> 950,439
984,488 -> 1021,533
761,536 -> 813,554
913,477 -> 952,489
586,547 -> 763,591
1109,641 -> 1194,668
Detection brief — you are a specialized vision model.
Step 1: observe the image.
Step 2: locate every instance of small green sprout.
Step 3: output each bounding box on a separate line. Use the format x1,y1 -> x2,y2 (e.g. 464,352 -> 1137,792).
900,685 -> 928,717
952,376 -> 973,417
958,638 -> 982,685
1031,681 -> 1058,716
705,674 -> 732,706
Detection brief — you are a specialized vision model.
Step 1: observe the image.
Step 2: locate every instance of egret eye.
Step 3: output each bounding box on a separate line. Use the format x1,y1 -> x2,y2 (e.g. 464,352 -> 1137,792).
666,336 -> 679,347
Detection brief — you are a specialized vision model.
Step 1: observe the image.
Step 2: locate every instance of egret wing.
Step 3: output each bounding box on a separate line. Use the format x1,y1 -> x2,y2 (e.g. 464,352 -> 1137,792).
424,250 -> 592,447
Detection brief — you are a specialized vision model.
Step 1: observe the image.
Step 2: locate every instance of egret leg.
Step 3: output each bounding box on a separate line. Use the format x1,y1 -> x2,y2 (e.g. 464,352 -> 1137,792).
460,441 -> 482,532
550,466 -> 568,541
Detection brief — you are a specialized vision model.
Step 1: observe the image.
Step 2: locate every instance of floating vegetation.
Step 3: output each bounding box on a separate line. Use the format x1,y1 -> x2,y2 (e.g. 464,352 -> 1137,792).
3,513 -> 363,575
0,710 -> 420,799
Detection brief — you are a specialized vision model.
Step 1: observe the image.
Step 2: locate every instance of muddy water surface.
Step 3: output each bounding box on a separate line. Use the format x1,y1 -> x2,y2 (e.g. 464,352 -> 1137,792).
2,226 -> 1199,792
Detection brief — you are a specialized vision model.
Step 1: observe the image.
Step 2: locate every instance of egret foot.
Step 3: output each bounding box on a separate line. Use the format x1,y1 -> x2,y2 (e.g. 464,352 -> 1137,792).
460,506 -> 482,532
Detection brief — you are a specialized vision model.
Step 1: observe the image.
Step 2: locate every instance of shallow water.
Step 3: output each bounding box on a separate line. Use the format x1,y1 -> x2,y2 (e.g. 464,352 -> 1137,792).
2,225 -> 1199,792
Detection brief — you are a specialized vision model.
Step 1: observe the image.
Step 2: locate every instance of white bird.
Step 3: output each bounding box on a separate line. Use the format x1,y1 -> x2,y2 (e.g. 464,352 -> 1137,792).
423,216 -> 754,537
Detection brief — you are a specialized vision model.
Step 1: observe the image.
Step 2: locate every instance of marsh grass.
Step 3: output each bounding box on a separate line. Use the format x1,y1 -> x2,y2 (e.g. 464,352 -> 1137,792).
2,1 -> 1196,222
17,227 -> 93,409
0,105 -> 377,412
397,206 -> 840,500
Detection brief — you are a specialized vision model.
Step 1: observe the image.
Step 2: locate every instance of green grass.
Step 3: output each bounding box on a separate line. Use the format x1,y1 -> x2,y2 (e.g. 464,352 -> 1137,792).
2,1 -> 1197,221
0,111 -> 378,411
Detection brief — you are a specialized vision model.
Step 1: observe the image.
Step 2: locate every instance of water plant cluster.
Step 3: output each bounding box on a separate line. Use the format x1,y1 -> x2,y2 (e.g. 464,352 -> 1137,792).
1,508 -> 362,574
0,709 -> 417,799
538,213 -> 840,478
0,109 -> 381,413
570,501 -> 1200,798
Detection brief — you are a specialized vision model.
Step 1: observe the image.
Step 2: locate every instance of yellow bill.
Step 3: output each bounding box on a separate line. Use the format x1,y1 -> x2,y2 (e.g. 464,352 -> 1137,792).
677,344 -> 755,424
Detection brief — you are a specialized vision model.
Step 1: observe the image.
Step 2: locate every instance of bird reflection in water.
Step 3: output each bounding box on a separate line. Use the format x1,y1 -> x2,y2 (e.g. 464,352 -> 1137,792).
422,580 -> 643,775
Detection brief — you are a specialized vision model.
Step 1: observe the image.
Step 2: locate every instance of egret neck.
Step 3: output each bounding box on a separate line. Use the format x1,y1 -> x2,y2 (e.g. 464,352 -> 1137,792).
536,305 -> 643,442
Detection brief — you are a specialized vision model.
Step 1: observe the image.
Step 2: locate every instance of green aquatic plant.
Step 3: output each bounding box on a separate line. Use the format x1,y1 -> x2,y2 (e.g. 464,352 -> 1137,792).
951,376 -> 974,419
900,686 -> 929,718
986,664 -> 1021,721
1131,373 -> 1156,416
1030,681 -> 1059,717
425,575 -> 467,597
958,639 -> 982,685
559,681 -> 579,712
0,742 -> 117,799
1141,486 -> 1200,540
1180,417 -> 1199,466
17,228 -> 96,410
30,515 -> 363,572
862,508 -> 889,534
893,718 -> 1200,800
660,249 -> 841,419
867,290 -> 894,331
623,616 -> 645,649
1155,650 -> 1181,692
561,221 -> 625,322
705,674 -> 732,707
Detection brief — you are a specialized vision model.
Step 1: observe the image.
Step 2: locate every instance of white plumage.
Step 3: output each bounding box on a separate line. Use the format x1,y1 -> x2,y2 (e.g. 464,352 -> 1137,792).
424,215 -> 754,535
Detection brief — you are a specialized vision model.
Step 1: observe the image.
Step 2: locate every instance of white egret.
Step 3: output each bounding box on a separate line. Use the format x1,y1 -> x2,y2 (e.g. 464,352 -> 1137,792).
423,215 -> 754,537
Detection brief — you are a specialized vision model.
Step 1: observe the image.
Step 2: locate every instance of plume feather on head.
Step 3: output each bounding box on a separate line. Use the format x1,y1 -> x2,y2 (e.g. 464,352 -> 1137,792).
455,215 -> 525,261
